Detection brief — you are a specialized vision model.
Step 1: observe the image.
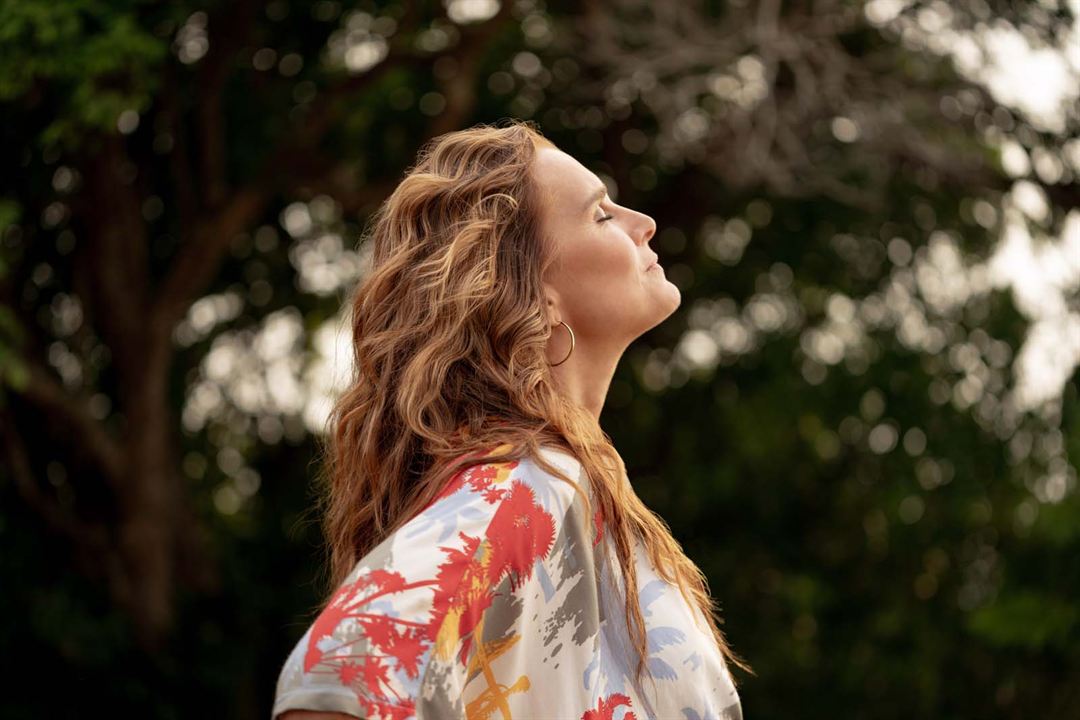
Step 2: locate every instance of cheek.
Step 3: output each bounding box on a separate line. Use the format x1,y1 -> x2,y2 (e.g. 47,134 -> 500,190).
559,234 -> 642,312
568,232 -> 637,283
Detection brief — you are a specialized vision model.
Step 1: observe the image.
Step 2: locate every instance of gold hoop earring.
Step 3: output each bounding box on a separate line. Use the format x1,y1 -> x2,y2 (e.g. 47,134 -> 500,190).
549,320 -> 574,366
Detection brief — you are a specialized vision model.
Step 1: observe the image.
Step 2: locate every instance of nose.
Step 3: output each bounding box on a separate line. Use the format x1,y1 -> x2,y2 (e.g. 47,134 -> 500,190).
634,209 -> 656,246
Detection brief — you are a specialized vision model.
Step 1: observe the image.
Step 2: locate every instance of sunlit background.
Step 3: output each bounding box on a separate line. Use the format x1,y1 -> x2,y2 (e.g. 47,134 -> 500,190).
1,0 -> 1077,718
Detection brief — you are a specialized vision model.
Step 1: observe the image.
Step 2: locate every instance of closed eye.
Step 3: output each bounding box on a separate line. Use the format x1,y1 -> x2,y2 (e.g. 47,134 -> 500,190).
597,213 -> 614,223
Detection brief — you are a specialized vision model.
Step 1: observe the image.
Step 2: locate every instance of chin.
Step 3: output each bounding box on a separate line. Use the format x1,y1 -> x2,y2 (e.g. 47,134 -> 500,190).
658,279 -> 681,310
644,288 -> 680,329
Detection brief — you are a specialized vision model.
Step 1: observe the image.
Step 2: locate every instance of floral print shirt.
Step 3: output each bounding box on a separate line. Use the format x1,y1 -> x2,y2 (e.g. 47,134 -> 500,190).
272,444 -> 743,720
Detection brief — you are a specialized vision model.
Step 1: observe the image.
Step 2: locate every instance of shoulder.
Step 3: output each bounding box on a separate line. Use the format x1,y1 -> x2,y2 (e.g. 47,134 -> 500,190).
422,443 -> 590,523
272,444 -> 595,719
513,444 -> 590,508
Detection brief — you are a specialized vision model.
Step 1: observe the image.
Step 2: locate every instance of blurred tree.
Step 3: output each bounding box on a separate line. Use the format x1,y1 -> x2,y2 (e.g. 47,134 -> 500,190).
0,0 -> 519,654
0,0 -> 1076,718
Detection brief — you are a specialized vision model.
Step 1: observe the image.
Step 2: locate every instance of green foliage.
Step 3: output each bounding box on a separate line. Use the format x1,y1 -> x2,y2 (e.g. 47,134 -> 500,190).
0,197 -> 19,233
1029,497 -> 1080,547
0,0 -> 166,146
0,0 -> 1077,718
967,590 -> 1078,651
0,267 -> 28,406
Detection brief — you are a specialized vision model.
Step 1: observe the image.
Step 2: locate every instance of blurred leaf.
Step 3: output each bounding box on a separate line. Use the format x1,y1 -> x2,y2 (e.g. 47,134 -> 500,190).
967,591 -> 1078,651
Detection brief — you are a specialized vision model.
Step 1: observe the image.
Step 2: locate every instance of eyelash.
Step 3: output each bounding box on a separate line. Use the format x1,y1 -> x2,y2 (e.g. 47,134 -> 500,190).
597,213 -> 614,223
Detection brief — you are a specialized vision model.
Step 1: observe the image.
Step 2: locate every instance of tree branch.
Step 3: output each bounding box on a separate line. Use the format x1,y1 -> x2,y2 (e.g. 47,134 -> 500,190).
160,60 -> 198,224
1,410 -> 134,619
265,6 -> 515,183
157,7 -> 520,331
0,412 -> 112,552
16,359 -> 124,482
152,187 -> 269,331
75,134 -> 151,385
197,0 -> 260,210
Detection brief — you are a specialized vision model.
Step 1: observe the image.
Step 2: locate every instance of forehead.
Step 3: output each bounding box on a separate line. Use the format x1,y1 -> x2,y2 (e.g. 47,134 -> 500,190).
532,146 -> 600,203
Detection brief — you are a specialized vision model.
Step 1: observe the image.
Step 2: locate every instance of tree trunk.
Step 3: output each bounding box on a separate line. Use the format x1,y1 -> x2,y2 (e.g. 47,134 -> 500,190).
112,328 -> 178,651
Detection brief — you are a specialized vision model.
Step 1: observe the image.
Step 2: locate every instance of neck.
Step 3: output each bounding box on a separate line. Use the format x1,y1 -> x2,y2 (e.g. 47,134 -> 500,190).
549,337 -> 626,420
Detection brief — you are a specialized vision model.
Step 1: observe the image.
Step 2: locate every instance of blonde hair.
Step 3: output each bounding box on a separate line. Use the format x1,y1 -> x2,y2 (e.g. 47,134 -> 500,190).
314,118 -> 752,693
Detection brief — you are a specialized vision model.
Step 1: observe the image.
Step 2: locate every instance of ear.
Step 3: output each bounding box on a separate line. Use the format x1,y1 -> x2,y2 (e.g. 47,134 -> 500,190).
542,287 -> 562,327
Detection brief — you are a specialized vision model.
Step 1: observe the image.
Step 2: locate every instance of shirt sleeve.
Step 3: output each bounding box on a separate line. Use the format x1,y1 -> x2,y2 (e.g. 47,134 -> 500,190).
271,446 -> 591,720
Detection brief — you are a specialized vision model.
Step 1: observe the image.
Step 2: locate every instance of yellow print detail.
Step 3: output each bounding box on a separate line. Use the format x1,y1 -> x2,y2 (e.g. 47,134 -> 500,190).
465,614 -> 530,720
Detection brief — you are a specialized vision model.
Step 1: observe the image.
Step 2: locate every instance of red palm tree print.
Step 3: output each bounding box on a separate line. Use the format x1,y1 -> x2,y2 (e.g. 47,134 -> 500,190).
302,459 -> 557,719
581,692 -> 637,720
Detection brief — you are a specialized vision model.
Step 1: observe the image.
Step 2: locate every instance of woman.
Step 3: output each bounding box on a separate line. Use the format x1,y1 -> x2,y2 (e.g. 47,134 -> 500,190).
272,119 -> 750,720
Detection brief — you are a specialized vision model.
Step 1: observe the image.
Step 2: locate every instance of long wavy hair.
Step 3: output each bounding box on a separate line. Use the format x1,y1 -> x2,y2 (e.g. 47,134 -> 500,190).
313,118 -> 752,692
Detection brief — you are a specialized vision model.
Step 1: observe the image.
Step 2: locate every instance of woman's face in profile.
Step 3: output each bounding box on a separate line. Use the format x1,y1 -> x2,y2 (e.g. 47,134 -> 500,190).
531,144 -> 680,352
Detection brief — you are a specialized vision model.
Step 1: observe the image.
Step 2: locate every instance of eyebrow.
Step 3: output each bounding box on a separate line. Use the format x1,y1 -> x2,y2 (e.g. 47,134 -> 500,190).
582,184 -> 607,215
